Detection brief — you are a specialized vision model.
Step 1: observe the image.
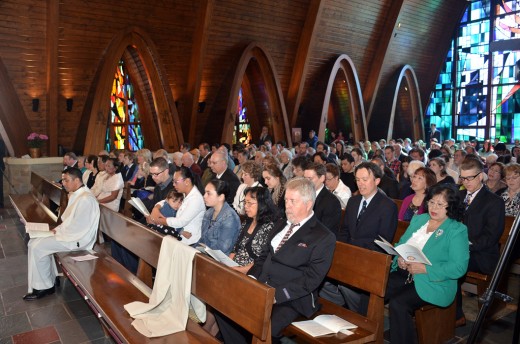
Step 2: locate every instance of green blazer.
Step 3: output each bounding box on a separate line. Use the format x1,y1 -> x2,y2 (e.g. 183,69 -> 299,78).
391,213 -> 469,307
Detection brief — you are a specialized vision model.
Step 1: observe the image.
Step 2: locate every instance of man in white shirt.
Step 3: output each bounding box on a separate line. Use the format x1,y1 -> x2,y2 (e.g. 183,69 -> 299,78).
24,168 -> 100,300
324,163 -> 351,209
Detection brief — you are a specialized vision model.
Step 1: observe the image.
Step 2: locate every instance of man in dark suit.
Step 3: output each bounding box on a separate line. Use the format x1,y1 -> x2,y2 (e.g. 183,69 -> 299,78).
322,162 -> 397,314
197,142 -> 212,172
258,126 -> 273,147
304,162 -> 342,234
121,152 -> 138,182
455,157 -> 505,325
371,156 -> 399,199
428,123 -> 441,149
215,178 -> 336,343
209,150 -> 240,204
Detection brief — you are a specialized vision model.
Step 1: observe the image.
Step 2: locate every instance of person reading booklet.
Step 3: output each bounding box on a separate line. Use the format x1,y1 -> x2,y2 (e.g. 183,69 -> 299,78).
292,314 -> 357,337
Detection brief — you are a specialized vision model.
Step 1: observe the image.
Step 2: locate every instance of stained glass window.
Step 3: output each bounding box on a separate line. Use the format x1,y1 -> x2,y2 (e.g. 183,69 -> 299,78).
106,59 -> 144,151
233,87 -> 252,145
427,0 -> 520,143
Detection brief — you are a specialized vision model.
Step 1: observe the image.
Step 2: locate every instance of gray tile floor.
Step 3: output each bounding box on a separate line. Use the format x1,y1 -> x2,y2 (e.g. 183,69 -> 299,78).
0,204 -> 518,343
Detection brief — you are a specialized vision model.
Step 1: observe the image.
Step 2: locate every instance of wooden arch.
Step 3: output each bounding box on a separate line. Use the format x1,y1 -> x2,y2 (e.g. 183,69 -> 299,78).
78,26 -> 183,154
222,42 -> 292,147
0,58 -> 31,156
320,54 -> 368,142
387,65 -> 424,141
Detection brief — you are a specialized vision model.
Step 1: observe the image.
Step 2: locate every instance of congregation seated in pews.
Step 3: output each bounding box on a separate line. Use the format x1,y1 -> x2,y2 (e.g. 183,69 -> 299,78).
10,133 -> 520,343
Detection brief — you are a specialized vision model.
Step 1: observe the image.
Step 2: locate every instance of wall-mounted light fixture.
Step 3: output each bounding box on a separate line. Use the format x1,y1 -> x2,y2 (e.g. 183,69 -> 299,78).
198,101 -> 206,113
66,98 -> 73,112
32,98 -> 39,112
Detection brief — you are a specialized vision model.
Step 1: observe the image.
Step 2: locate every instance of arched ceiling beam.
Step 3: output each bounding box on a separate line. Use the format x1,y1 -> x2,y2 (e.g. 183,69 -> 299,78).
286,0 -> 324,128
363,0 -> 405,124
387,65 -> 424,141
186,0 -> 214,144
222,43 -> 292,147
46,0 -> 59,156
320,54 -> 368,143
79,26 -> 183,154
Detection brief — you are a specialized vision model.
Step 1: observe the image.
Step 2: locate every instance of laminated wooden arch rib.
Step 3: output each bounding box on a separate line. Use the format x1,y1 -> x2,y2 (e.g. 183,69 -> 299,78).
81,26 -> 183,153
222,42 -> 292,147
387,65 -> 424,142
320,54 -> 368,142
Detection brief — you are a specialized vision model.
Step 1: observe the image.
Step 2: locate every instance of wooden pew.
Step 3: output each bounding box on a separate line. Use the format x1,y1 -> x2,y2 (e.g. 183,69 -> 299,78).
284,242 -> 392,343
392,198 -> 403,213
56,207 -> 275,344
10,172 -> 66,227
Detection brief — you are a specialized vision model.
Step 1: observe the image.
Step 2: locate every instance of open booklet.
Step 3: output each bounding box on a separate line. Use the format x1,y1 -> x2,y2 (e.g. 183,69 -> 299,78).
374,235 -> 432,265
128,197 -> 150,217
292,314 -> 357,337
25,222 -> 54,238
196,244 -> 239,267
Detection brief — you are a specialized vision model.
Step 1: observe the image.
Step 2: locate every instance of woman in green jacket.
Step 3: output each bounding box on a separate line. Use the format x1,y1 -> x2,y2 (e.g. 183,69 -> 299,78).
386,183 -> 469,343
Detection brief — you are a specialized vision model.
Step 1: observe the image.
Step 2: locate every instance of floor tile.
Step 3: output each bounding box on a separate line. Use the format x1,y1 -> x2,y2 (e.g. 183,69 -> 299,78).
27,304 -> 71,329
54,316 -> 106,343
12,326 -> 59,344
0,312 -> 31,338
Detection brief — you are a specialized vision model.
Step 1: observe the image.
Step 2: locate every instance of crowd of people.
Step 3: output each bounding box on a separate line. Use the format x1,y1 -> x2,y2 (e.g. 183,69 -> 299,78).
25,126 -> 520,343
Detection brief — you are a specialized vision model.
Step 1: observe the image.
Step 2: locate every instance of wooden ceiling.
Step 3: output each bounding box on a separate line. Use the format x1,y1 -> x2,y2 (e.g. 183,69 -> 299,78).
0,0 -> 467,155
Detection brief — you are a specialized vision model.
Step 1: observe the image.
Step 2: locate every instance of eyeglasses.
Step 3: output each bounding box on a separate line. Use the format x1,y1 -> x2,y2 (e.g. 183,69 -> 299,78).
427,200 -> 448,209
244,201 -> 257,207
459,172 -> 481,182
173,178 -> 186,184
150,169 -> 166,177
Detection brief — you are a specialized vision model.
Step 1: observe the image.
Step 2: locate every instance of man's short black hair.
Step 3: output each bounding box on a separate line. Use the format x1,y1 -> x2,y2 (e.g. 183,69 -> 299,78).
355,161 -> 383,179
63,167 -> 83,182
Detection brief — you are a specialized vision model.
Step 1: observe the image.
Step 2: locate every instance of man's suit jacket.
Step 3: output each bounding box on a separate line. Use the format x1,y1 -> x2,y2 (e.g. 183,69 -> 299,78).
313,187 -> 342,235
430,129 -> 441,143
392,213 -> 469,307
122,163 -> 137,182
249,216 -> 336,318
338,190 -> 398,250
461,186 -> 505,274
217,169 -> 241,205
198,153 -> 211,172
378,175 -> 399,199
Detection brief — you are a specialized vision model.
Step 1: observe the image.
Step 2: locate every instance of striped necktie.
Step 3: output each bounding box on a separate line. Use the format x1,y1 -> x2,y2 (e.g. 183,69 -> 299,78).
275,222 -> 300,252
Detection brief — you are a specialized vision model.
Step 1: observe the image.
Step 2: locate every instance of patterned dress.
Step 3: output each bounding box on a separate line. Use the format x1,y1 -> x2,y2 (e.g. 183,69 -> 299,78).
501,189 -> 520,216
233,221 -> 274,266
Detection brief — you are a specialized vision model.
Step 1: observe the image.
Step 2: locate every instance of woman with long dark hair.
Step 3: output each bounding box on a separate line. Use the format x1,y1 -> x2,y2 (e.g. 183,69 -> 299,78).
231,186 -> 280,274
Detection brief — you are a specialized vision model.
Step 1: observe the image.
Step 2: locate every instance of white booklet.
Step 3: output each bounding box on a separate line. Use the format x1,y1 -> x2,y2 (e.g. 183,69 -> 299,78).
25,222 -> 54,238
374,235 -> 432,265
292,314 -> 357,337
196,244 -> 239,267
128,197 -> 150,216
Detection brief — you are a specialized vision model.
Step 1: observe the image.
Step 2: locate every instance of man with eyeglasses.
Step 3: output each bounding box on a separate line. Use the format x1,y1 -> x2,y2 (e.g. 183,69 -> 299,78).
456,157 -> 505,326
143,157 -> 174,213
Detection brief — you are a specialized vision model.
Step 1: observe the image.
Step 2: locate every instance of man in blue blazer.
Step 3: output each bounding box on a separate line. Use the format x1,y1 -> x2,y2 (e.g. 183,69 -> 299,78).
215,178 -> 336,344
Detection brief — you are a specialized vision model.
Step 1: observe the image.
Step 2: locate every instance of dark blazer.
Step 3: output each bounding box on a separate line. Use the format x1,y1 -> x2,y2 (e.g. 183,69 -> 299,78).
122,163 -> 137,182
378,175 -> 399,199
198,153 -> 211,172
313,187 -> 342,234
338,190 -> 398,251
258,134 -> 273,147
217,169 -> 241,205
249,216 -> 336,318
461,186 -> 505,275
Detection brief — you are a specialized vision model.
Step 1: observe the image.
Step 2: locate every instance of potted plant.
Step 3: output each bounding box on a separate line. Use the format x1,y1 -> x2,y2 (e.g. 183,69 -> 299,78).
27,132 -> 48,158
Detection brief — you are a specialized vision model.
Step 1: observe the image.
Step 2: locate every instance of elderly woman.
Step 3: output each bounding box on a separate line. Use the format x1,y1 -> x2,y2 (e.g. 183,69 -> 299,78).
399,167 -> 437,221
280,149 -> 293,180
231,186 -> 279,273
486,162 -> 507,195
96,158 -> 124,212
428,157 -> 455,185
233,161 -> 262,215
262,164 -> 287,213
387,183 -> 469,343
148,166 -> 205,245
501,163 -> 520,216
200,179 -> 241,255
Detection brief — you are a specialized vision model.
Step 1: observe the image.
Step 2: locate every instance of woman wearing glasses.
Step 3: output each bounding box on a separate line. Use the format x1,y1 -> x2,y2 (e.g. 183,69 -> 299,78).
501,163 -> 520,216
147,166 -> 205,245
230,186 -> 279,274
386,183 -> 469,343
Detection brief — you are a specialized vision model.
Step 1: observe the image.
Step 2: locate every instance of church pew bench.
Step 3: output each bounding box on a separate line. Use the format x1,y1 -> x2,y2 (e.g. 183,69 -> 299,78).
9,172 -> 66,227
283,242 -> 392,343
56,206 -> 275,344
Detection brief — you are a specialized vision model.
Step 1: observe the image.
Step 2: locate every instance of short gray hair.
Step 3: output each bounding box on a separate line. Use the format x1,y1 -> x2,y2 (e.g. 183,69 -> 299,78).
280,149 -> 293,159
285,177 -> 316,204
